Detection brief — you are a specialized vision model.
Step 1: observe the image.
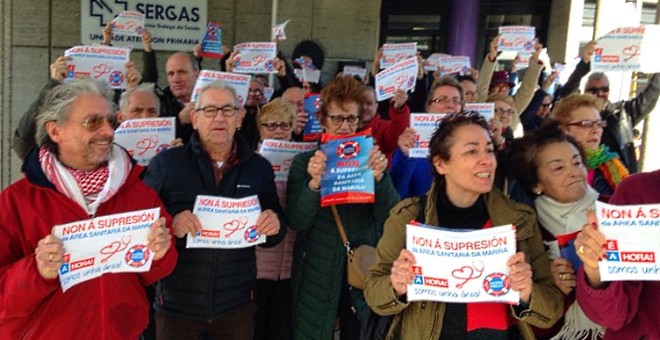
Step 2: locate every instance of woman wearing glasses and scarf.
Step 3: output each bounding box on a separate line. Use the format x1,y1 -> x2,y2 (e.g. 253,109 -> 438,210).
286,76 -> 400,339
550,94 -> 628,199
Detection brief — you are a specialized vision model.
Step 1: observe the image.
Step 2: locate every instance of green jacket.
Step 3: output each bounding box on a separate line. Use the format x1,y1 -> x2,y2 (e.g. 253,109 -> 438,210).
286,149 -> 400,339
364,183 -> 563,340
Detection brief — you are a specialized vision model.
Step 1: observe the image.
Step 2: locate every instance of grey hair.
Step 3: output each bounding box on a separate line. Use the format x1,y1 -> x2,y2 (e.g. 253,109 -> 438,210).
119,83 -> 160,114
167,52 -> 199,72
194,80 -> 241,110
586,72 -> 609,88
36,78 -> 115,151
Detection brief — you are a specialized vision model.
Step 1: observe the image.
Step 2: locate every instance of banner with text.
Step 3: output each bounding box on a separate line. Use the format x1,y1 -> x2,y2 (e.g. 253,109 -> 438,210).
111,11 -> 145,37
232,42 -> 278,74
114,117 -> 176,166
593,25 -> 660,73
381,43 -> 417,69
259,139 -> 317,182
375,57 -> 419,102
192,70 -> 251,106
409,113 -> 448,158
64,45 -> 130,89
498,26 -> 536,53
464,103 -> 495,121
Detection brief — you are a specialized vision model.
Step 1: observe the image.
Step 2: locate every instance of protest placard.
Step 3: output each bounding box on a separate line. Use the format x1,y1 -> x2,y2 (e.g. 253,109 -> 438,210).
64,45 -> 131,89
52,208 -> 160,292
303,93 -> 323,141
592,25 -> 660,73
464,103 -> 495,121
294,68 -> 322,84
438,56 -> 470,76
424,53 -> 450,72
114,117 -> 176,166
259,139 -> 317,182
498,26 -> 536,53
375,57 -> 418,102
514,53 -> 532,70
111,11 -> 145,37
191,70 -> 251,106
200,22 -> 223,59
272,20 -> 290,40
320,130 -> 374,206
406,223 -> 519,304
232,42 -> 277,74
595,201 -> 660,281
408,113 -> 448,158
343,66 -> 367,80
381,43 -> 417,69
189,195 -> 264,249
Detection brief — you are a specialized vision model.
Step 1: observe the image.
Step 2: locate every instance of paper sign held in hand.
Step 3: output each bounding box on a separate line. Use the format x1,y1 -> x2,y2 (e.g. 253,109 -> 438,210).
111,11 -> 145,37
592,25 -> 660,73
200,22 -> 223,59
192,70 -> 251,106
498,26 -> 536,53
375,57 -> 418,102
64,45 -> 131,89
233,42 -> 278,74
381,43 -> 417,69
114,117 -> 176,166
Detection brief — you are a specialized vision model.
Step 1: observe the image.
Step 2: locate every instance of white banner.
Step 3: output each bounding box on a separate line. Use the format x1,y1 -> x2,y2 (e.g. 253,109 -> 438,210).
498,26 -> 536,53
409,113 -> 448,158
258,139 -> 317,182
438,56 -> 470,76
595,201 -> 660,281
192,70 -> 251,106
114,117 -> 176,166
52,208 -> 160,292
406,223 -> 519,303
111,11 -> 145,37
424,53 -> 450,72
64,45 -> 131,89
232,42 -> 278,74
375,57 -> 418,102
343,66 -> 367,80
81,0 -> 206,51
592,26 -> 660,73
381,43 -> 417,69
464,103 -> 495,121
188,195 -> 265,249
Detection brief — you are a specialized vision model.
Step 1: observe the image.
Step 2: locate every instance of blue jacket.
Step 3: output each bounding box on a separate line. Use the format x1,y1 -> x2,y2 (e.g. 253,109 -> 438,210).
389,148 -> 433,199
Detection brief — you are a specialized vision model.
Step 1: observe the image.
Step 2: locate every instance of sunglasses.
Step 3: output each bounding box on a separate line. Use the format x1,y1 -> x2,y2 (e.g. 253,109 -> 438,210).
586,86 -> 610,94
261,122 -> 292,131
68,114 -> 116,131
565,119 -> 607,129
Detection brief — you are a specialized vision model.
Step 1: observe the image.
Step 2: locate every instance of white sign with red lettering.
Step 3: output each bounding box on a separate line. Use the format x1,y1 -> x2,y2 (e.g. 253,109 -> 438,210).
375,57 -> 418,102
498,26 -> 536,53
64,45 -> 131,89
52,208 -> 160,292
343,66 -> 367,80
595,201 -> 660,281
424,53 -> 450,71
438,56 -> 470,76
232,42 -> 278,74
192,70 -> 252,106
592,26 -> 660,73
464,103 -> 495,121
259,139 -> 317,182
408,113 -> 448,158
114,117 -> 176,166
189,195 -> 264,249
111,11 -> 145,37
272,19 -> 290,40
381,43 -> 417,69
406,223 -> 519,303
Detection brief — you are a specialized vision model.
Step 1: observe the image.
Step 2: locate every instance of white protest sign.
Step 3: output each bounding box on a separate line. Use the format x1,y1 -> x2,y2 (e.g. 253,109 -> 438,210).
81,1 -> 207,51
189,195 -> 264,249
52,208 -> 160,292
272,19 -> 290,40
464,103 -> 495,121
514,53 -> 532,70
424,53 -> 450,72
111,11 -> 145,37
498,26 -> 536,53
407,223 -> 519,303
114,118 -> 176,166
592,26 -> 660,73
232,42 -> 278,74
343,66 -> 367,80
375,57 -> 419,102
263,87 -> 275,102
438,56 -> 470,76
409,113 -> 448,158
192,70 -> 251,106
381,43 -> 417,69
595,201 -> 660,281
258,139 -> 317,182
64,45 -> 130,89
294,68 -> 322,84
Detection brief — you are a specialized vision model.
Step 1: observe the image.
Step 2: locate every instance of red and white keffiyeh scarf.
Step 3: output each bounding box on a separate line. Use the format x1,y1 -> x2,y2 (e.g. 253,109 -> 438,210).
39,145 -> 132,216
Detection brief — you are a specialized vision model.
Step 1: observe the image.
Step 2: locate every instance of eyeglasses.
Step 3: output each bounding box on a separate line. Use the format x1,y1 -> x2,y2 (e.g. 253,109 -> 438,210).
565,119 -> 607,129
495,108 -> 515,116
261,122 -> 292,131
68,114 -> 116,131
196,105 -> 239,118
430,97 -> 462,105
586,86 -> 610,94
327,114 -> 359,126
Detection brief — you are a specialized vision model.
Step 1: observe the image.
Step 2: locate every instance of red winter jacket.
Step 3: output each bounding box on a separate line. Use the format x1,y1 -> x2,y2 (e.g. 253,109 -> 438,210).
0,149 -> 177,339
362,103 -> 410,162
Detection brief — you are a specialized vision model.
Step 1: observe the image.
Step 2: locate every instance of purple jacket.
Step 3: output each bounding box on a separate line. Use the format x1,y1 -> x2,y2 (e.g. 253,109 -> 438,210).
576,169 -> 660,339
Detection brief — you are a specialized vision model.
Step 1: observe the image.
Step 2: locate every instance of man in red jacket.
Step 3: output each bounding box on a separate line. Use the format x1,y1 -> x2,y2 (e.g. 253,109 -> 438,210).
0,78 -> 177,339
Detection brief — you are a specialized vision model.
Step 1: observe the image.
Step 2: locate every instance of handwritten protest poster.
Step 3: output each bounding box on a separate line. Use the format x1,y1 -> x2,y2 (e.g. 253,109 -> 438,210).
52,208 -> 160,292
381,43 -> 417,69
200,22 -> 223,59
595,201 -> 660,281
406,223 -> 519,303
409,113 -> 448,158
272,19 -> 290,40
464,103 -> 495,121
191,70 -> 251,106
259,139 -> 317,182
233,42 -> 277,74
498,26 -> 536,53
438,56 -> 470,76
375,57 -> 419,102
111,11 -> 145,37
114,117 -> 176,166
592,25 -> 660,73
320,130 -> 374,207
189,195 -> 264,249
303,93 -> 323,141
64,45 -> 130,89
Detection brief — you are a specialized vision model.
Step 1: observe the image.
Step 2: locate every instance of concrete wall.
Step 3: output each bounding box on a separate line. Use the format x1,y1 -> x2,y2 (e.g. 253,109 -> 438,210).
0,0 -> 381,189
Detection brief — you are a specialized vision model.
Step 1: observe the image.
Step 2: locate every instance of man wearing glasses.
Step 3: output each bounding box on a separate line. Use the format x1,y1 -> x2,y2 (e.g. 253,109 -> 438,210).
556,41 -> 660,173
143,80 -> 285,339
0,78 -> 177,338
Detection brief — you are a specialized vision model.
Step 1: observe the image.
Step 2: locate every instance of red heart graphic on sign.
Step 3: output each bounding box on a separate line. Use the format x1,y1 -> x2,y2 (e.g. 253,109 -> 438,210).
452,266 -> 474,280
622,45 -> 640,61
